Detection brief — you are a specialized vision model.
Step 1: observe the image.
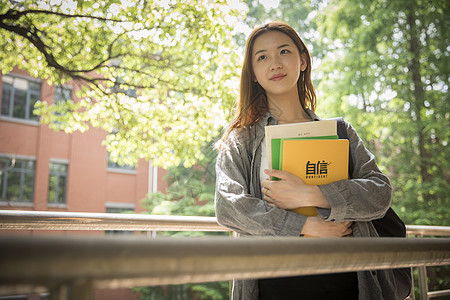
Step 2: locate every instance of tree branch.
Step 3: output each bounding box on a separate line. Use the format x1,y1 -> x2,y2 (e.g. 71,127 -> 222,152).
0,8 -> 123,23
0,20 -> 88,79
0,9 -> 126,86
0,7 -> 212,100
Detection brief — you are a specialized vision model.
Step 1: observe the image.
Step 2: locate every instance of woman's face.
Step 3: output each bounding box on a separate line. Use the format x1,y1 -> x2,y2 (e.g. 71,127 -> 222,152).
251,31 -> 306,99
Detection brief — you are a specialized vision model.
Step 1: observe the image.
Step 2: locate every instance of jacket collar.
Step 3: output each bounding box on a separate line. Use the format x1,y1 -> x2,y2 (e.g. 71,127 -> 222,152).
259,108 -> 321,127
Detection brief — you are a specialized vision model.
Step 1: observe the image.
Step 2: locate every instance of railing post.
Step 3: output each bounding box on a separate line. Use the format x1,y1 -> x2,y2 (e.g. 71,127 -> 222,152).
414,233 -> 429,300
408,267 -> 416,300
229,230 -> 237,300
418,265 -> 429,300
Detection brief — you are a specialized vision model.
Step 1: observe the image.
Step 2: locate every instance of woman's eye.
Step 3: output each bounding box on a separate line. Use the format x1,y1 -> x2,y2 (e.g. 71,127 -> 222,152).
257,55 -> 267,61
280,49 -> 290,54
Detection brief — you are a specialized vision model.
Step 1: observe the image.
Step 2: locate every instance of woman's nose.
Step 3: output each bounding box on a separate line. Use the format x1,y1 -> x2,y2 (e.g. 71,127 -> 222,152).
270,57 -> 282,70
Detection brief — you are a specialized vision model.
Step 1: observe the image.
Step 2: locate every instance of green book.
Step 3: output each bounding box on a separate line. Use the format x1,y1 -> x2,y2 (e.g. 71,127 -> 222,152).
264,119 -> 338,181
271,135 -> 338,174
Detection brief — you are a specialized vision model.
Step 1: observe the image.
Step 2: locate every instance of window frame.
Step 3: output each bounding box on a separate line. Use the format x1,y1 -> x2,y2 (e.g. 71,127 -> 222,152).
106,131 -> 136,173
53,85 -> 73,103
51,85 -> 73,129
107,154 -> 136,173
47,159 -> 69,206
0,154 -> 36,205
105,202 -> 136,235
1,74 -> 42,122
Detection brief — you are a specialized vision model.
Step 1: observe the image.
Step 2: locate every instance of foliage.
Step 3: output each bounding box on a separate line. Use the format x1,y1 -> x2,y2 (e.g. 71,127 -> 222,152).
137,139 -> 229,299
133,281 -> 229,300
315,0 -> 449,226
245,0 -> 449,227
244,0 -> 449,295
238,0 -> 323,55
141,139 -> 218,221
0,0 -> 244,168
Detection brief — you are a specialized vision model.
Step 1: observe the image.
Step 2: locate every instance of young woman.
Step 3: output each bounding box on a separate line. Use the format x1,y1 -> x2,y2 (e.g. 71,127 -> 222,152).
215,22 -> 397,299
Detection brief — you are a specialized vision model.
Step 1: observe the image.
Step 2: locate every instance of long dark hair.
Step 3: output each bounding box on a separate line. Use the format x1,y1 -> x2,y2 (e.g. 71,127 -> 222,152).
220,22 -> 316,143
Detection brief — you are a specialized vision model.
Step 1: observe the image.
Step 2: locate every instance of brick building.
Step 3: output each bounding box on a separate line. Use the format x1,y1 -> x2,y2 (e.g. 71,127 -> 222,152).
0,67 -> 168,299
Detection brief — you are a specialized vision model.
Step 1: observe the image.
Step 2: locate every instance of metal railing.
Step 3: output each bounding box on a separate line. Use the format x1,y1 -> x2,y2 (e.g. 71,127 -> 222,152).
0,210 -> 227,232
405,225 -> 450,300
0,210 -> 449,300
1,210 -> 449,237
406,225 -> 450,238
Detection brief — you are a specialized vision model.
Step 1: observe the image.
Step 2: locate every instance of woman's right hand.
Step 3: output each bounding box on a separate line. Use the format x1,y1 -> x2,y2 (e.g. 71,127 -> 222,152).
301,216 -> 352,237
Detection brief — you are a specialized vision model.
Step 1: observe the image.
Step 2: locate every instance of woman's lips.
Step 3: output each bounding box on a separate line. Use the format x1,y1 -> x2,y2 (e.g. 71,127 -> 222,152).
270,74 -> 286,81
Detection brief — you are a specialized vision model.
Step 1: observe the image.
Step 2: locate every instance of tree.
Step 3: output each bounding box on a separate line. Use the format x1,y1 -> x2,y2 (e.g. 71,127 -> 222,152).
133,281 -> 229,300
137,139 -> 229,299
244,0 -> 449,226
316,0 -> 449,226
0,0 -> 244,168
237,0 -> 322,55
141,138 -> 218,223
316,1 -> 449,294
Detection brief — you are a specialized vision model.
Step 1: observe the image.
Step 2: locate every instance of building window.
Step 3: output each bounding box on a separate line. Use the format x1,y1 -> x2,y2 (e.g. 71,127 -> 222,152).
1,75 -> 41,121
48,162 -> 68,204
52,85 -> 72,128
54,86 -> 72,103
112,80 -> 137,98
106,129 -> 136,172
105,203 -> 135,235
107,155 -> 135,171
0,157 -> 35,203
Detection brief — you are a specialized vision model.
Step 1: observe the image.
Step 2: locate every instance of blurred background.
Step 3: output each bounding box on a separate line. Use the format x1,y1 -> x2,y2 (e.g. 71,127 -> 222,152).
0,0 -> 448,299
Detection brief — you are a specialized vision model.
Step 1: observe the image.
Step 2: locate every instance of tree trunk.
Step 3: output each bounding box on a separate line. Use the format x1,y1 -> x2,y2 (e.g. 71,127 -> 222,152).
406,5 -> 432,189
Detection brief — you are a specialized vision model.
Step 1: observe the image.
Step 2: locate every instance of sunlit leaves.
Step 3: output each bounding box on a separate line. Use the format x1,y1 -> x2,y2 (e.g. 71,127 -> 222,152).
315,0 -> 449,225
1,0 -> 244,167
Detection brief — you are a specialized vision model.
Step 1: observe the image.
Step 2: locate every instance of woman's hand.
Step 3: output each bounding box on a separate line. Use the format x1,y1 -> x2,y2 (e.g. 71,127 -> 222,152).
261,169 -> 352,238
261,169 -> 330,210
301,216 -> 353,237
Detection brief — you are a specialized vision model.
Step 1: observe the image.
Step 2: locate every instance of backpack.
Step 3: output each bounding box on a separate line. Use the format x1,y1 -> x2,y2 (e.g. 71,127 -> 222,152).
335,117 -> 412,299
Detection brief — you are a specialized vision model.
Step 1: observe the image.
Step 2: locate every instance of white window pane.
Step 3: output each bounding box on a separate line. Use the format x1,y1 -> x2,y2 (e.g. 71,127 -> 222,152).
13,78 -> 28,90
2,75 -> 13,84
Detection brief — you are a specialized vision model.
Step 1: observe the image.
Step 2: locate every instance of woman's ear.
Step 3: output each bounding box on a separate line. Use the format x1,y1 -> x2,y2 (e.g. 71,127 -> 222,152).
300,53 -> 308,72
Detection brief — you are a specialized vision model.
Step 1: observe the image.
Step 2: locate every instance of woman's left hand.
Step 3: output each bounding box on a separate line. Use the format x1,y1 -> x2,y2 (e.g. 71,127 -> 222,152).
261,169 -> 330,210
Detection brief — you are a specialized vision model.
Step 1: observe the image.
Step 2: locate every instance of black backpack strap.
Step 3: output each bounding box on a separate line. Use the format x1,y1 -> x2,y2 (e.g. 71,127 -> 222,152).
331,117 -> 354,179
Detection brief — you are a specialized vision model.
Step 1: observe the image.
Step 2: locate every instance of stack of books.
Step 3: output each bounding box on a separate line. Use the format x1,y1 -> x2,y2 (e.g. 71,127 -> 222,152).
264,120 -> 349,216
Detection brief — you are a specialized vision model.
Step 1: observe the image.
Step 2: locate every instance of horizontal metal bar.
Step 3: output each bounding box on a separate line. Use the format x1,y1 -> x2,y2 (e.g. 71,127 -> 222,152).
428,289 -> 450,298
0,210 -> 230,232
1,211 -> 449,237
0,288 -> 48,298
0,236 -> 449,294
406,225 -> 450,237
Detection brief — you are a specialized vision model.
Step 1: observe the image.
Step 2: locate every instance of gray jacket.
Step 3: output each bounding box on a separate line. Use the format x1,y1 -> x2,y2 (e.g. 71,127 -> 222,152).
215,110 -> 398,299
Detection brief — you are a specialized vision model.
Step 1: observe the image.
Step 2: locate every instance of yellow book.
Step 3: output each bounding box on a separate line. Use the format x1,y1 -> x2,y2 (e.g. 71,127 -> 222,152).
265,120 -> 337,172
281,139 -> 349,216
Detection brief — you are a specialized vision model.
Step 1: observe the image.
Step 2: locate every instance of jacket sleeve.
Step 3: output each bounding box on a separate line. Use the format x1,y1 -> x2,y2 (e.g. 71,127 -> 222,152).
318,121 -> 392,222
214,134 -> 306,236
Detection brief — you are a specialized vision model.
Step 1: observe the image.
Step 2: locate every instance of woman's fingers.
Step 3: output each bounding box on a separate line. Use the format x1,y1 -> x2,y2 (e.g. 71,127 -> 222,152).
263,169 -> 290,180
262,189 -> 276,207
301,216 -> 353,237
